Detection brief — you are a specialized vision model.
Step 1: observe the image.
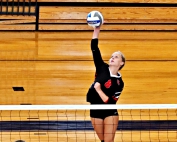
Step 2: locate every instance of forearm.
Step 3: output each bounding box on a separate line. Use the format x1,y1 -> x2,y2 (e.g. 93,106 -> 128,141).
92,27 -> 100,39
94,82 -> 109,103
96,89 -> 109,103
91,28 -> 104,68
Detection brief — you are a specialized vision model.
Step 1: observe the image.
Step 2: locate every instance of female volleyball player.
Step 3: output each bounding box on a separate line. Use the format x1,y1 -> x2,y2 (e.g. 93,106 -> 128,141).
86,25 -> 125,142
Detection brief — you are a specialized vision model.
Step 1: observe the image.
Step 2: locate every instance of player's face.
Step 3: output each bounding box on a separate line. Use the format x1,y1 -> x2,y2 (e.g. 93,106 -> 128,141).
109,52 -> 124,68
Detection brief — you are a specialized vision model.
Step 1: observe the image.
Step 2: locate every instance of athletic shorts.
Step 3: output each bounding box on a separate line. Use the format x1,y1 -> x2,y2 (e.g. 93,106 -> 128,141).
90,109 -> 118,120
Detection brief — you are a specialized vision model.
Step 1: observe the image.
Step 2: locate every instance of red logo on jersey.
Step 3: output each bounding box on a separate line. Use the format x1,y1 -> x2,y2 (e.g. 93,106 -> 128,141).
104,79 -> 112,88
117,80 -> 120,85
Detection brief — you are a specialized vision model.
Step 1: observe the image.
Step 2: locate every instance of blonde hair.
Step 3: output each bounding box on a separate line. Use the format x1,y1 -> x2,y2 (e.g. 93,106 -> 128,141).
117,51 -> 125,70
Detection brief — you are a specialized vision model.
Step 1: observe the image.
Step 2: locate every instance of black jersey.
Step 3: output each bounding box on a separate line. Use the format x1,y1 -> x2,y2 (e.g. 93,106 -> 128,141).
86,38 -> 124,104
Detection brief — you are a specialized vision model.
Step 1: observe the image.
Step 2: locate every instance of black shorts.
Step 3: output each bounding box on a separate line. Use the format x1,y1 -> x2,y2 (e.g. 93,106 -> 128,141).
90,109 -> 118,120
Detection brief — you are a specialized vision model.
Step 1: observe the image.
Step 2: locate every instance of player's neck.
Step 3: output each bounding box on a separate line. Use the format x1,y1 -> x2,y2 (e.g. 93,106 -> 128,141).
109,66 -> 119,76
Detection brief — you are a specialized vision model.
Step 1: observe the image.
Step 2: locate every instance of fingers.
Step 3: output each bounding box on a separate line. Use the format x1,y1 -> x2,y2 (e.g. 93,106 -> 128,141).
94,21 -> 106,29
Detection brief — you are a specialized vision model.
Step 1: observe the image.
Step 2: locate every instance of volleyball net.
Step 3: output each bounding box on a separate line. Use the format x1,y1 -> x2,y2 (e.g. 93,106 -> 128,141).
0,104 -> 176,142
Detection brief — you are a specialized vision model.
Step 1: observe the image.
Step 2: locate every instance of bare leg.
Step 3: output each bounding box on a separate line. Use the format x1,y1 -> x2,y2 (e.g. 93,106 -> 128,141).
104,116 -> 119,142
91,117 -> 104,141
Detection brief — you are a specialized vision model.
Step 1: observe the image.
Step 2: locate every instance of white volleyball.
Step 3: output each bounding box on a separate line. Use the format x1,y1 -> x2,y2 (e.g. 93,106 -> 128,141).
87,11 -> 104,28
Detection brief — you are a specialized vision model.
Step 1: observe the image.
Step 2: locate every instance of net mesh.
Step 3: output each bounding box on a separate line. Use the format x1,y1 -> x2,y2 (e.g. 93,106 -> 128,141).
0,104 -> 176,142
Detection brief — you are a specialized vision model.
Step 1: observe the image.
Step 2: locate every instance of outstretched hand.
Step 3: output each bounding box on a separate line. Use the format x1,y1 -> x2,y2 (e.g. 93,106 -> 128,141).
92,21 -> 106,38
95,21 -> 106,29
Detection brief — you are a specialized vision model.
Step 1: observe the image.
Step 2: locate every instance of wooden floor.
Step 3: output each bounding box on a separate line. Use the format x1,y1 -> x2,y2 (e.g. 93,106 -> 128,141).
0,31 -> 177,142
1,131 -> 176,142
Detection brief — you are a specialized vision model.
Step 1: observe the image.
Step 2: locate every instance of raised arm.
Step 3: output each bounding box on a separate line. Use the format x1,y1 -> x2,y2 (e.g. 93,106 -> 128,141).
91,27 -> 104,70
92,26 -> 100,39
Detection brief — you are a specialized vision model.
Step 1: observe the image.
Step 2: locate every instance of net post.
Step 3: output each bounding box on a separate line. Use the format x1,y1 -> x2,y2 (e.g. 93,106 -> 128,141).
35,3 -> 39,31
17,0 -> 19,15
12,0 -> 14,15
6,0 -> 8,15
22,0 -> 25,15
28,0 -> 31,15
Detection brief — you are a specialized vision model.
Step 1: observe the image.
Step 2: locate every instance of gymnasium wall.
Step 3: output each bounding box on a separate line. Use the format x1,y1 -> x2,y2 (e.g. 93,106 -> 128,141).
0,0 -> 177,105
0,0 -> 177,31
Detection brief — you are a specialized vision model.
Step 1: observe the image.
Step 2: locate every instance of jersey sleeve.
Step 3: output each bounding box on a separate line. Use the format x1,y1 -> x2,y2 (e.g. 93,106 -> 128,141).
91,38 -> 104,70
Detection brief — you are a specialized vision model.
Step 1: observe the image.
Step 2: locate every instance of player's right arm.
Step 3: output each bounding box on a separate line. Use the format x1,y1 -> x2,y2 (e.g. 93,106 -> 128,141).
91,27 -> 104,70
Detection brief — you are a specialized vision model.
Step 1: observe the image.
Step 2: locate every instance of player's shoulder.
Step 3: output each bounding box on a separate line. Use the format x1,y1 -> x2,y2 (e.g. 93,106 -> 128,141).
117,72 -> 124,84
102,63 -> 110,71
98,62 -> 109,69
104,63 -> 109,67
118,72 -> 123,80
